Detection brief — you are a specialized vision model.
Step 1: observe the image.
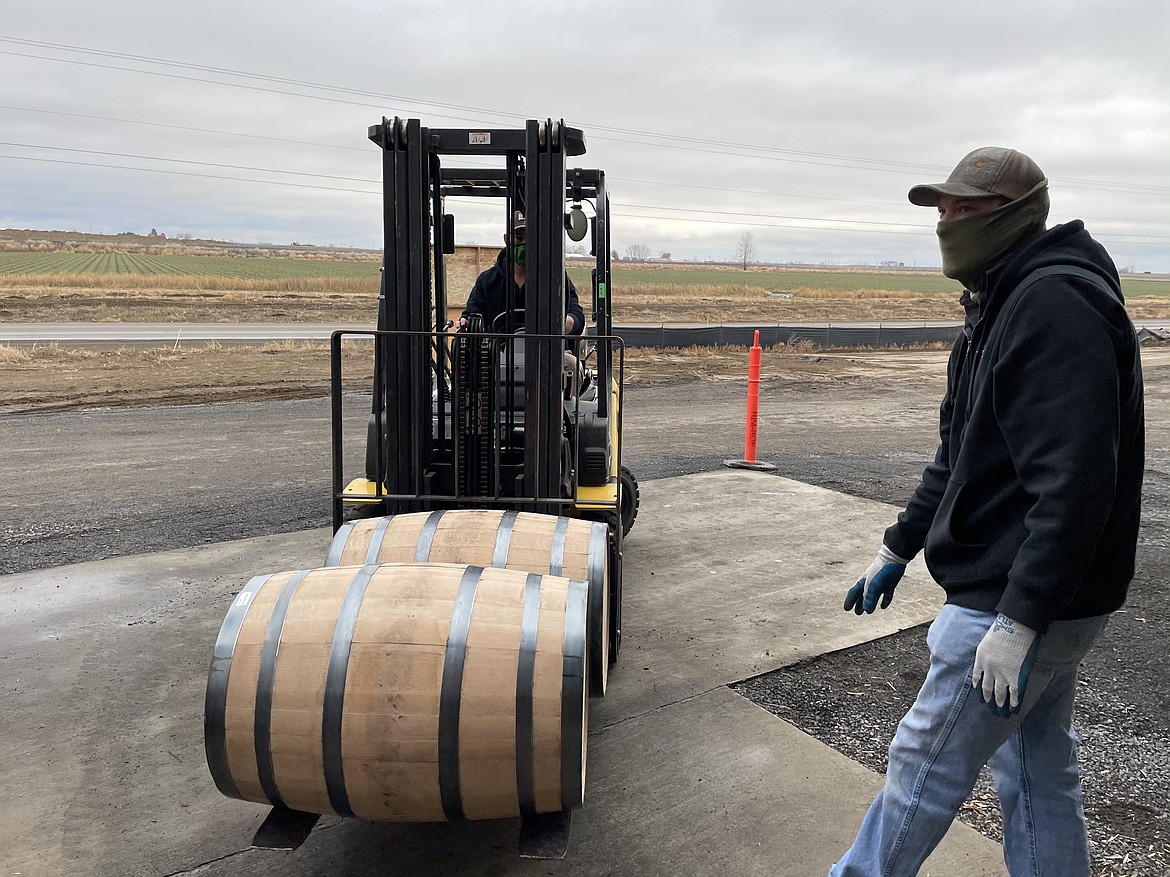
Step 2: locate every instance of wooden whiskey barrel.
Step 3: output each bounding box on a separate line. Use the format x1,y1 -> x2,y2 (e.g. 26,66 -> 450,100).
204,562 -> 588,822
325,510 -> 611,696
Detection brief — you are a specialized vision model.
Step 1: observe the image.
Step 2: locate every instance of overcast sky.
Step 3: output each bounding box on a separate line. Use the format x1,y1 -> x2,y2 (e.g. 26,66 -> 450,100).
2,1 -> 1168,270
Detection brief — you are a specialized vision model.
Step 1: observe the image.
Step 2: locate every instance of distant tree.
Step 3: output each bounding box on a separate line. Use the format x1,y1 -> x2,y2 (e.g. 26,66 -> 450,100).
611,249 -> 620,262
625,243 -> 651,261
149,228 -> 159,237
660,252 -> 672,261
735,231 -> 758,270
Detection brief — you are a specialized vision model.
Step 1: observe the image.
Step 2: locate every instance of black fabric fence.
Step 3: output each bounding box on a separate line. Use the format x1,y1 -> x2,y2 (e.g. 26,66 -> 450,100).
591,322 -> 963,349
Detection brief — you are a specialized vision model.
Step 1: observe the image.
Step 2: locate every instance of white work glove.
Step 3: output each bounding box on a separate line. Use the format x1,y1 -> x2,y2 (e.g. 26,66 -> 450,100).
843,545 -> 912,615
972,613 -> 1040,717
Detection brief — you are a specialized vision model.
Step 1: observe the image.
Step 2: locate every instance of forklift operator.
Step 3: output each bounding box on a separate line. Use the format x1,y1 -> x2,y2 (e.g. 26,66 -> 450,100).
458,211 -> 585,336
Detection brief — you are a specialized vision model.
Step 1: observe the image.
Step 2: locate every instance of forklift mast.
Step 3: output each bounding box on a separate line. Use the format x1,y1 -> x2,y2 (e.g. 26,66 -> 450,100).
343,117 -> 615,526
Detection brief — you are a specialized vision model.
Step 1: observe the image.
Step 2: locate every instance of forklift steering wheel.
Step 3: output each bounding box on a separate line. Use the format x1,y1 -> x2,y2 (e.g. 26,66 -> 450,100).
491,309 -> 526,333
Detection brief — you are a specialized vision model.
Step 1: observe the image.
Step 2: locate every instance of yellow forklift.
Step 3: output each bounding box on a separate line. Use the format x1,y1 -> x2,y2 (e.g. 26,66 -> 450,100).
205,118 -> 637,859
328,116 -> 636,683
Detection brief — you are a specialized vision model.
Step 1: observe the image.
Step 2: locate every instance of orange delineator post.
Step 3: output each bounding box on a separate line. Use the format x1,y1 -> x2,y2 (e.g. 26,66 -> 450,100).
743,330 -> 762,463
725,330 -> 776,472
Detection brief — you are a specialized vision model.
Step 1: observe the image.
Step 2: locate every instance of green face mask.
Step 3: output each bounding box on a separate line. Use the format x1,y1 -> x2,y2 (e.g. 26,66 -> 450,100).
511,244 -> 526,268
936,180 -> 1050,291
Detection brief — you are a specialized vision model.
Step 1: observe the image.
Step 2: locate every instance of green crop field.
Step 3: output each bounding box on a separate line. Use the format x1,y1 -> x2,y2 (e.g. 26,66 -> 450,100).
1116,276 -> 1170,299
1,250 -> 1166,300
0,251 -> 381,280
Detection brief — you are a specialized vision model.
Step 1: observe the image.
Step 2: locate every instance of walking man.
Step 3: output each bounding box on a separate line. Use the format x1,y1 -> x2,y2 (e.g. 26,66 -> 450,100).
832,147 -> 1145,876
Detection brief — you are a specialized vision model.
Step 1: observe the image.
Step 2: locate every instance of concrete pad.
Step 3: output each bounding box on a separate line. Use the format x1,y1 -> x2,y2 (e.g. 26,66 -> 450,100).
598,470 -> 944,724
0,472 -> 1005,876
579,688 -> 1007,877
175,688 -> 1007,876
2,530 -> 333,877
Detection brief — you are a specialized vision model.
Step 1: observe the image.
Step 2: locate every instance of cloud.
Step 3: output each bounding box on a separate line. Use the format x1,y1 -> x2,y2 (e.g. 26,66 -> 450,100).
1,0 -> 1167,271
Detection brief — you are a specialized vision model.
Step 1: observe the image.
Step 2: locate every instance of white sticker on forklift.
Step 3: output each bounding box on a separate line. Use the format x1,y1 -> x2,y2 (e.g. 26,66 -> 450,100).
469,132 -> 491,145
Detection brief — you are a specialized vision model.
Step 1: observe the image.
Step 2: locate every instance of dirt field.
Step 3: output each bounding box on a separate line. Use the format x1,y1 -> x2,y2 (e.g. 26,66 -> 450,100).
2,248 -> 1166,416
0,283 -> 980,325
0,249 -> 987,414
0,339 -> 942,415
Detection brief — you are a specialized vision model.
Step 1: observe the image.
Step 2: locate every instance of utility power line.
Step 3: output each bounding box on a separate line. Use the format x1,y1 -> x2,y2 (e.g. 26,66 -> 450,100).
4,102 -> 1166,234
2,36 -> 1166,254
0,103 -> 370,152
0,141 -> 378,184
3,35 -> 1169,195
0,154 -> 376,194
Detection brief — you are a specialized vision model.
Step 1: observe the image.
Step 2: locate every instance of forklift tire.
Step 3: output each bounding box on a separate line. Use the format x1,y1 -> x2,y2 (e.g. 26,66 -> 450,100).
342,501 -> 387,524
619,465 -> 639,537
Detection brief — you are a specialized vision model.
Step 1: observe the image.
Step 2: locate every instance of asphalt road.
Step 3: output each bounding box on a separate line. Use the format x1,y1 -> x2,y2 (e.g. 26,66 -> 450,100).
0,322 -> 374,344
3,321 -> 1168,347
0,321 -> 969,344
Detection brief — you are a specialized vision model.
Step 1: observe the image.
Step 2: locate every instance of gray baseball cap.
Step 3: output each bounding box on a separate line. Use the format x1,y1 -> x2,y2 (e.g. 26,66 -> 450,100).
908,147 -> 1046,207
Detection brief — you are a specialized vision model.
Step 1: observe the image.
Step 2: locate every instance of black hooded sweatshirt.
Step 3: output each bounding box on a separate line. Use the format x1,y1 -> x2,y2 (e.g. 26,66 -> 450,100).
884,221 -> 1145,632
464,248 -> 585,335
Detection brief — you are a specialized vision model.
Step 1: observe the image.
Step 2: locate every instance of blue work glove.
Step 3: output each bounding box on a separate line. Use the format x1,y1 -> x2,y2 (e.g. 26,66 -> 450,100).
844,546 -> 911,615
972,613 -> 1041,718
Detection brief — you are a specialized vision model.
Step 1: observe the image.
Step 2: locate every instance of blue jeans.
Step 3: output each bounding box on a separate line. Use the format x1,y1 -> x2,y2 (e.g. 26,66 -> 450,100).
830,604 -> 1108,877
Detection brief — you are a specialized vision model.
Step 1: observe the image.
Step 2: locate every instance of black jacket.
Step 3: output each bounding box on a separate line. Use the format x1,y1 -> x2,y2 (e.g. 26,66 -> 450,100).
464,249 -> 585,335
884,221 -> 1144,632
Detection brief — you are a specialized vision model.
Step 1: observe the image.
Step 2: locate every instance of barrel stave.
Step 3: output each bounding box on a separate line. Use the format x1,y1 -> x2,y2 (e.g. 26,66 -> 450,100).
268,576 -> 349,814
531,580 -> 569,813
222,571 -> 288,805
430,509 -> 506,564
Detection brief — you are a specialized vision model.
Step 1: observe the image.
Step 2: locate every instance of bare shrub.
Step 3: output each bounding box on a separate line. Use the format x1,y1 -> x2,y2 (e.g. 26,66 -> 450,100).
0,345 -> 30,363
0,273 -> 378,295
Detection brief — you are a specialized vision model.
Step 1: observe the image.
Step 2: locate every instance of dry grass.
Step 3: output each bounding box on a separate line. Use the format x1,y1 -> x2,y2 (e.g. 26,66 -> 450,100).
0,344 -> 32,363
625,340 -> 820,360
1,338 -> 370,367
6,337 -> 1159,415
615,283 -> 960,323
0,339 -> 378,414
0,232 -> 383,260
0,279 -> 929,304
0,272 -> 378,294
0,284 -> 380,324
618,282 -> 934,303
3,268 -> 1166,325
0,277 -> 972,324
0,339 -> 934,413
